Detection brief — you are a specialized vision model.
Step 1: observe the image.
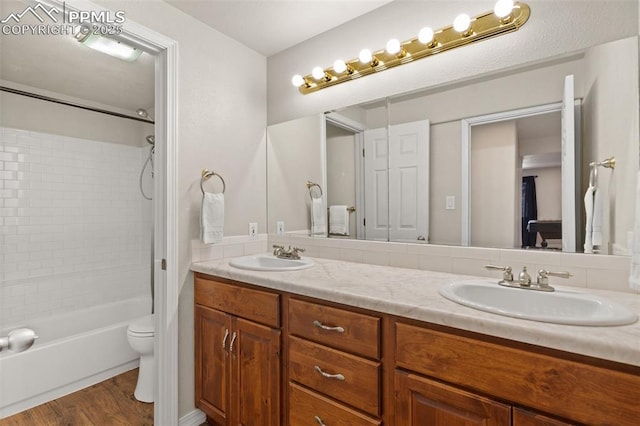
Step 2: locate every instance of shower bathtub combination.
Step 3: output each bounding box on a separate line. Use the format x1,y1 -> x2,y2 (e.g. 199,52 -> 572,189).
0,296 -> 150,419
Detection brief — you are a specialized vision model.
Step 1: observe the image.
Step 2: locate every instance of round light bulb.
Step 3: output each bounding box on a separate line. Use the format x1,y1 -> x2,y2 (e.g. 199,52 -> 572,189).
359,49 -> 373,64
312,66 -> 325,80
453,13 -> 471,33
494,0 -> 514,18
333,59 -> 347,74
418,27 -> 434,44
291,74 -> 305,87
385,38 -> 401,55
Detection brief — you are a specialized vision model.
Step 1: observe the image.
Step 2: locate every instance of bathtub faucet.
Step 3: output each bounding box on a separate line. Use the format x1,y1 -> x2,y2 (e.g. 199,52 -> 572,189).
0,328 -> 38,353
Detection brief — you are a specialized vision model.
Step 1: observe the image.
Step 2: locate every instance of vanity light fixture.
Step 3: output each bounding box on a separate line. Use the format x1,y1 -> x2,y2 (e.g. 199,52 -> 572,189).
292,1 -> 529,94
74,26 -> 142,62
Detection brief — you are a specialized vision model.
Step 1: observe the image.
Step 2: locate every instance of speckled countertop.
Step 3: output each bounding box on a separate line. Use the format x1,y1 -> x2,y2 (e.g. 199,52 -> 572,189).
191,256 -> 640,367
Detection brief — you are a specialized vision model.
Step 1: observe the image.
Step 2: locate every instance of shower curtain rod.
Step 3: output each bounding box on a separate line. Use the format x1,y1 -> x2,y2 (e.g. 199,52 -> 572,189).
0,86 -> 155,125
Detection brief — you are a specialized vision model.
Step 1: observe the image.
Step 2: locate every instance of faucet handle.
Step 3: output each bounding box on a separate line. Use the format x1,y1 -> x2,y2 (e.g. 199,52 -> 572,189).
484,265 -> 513,282
272,244 -> 284,249
292,247 -> 305,253
537,269 -> 572,286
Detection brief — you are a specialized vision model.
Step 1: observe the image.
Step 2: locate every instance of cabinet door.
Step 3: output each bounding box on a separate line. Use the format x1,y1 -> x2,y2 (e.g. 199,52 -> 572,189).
232,317 -> 281,426
395,370 -> 510,426
513,408 -> 575,426
195,305 -> 232,425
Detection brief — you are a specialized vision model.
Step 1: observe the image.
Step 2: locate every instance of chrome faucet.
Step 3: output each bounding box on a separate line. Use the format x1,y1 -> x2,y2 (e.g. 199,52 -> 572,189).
272,245 -> 305,260
484,265 -> 570,292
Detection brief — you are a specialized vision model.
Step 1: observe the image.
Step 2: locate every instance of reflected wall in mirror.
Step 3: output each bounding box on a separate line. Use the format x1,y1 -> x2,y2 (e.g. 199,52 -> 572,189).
266,35 -> 639,255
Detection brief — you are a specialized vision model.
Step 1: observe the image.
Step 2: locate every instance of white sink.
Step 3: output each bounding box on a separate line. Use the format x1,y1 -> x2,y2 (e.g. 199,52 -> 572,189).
439,281 -> 638,326
229,254 -> 314,272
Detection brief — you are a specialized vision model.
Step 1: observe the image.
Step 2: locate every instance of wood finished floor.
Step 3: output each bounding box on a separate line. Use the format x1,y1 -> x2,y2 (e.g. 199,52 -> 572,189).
0,369 -> 153,426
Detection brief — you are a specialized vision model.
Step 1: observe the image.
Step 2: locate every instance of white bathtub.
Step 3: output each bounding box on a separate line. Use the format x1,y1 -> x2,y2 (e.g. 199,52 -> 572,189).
0,296 -> 151,418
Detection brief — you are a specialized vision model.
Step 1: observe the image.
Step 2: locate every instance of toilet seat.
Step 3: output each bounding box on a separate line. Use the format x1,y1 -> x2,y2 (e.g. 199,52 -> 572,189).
128,314 -> 154,336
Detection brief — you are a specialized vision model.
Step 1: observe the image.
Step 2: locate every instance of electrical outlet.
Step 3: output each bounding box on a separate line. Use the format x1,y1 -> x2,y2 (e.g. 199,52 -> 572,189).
249,222 -> 258,239
446,195 -> 456,210
276,221 -> 285,235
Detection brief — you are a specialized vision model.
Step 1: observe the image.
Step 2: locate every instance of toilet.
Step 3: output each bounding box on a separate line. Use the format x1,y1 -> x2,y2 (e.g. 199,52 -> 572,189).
126,314 -> 155,403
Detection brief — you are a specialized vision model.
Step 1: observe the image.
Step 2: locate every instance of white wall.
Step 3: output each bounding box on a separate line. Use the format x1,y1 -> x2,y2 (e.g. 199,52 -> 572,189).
267,1 -> 638,125
326,124 -> 357,237
583,36 -> 640,254
267,114 -> 323,233
95,0 -> 267,417
470,121 -> 518,248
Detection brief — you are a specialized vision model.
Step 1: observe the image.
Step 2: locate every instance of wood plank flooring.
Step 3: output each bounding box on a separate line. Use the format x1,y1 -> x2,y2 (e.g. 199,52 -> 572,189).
0,369 -> 153,426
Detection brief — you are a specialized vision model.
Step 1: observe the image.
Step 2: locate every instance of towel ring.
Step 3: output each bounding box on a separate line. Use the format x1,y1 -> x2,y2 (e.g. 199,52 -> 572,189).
306,181 -> 323,200
201,169 -> 226,194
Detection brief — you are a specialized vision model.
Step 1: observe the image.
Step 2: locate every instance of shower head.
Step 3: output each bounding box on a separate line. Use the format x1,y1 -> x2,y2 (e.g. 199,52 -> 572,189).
146,135 -> 155,145
136,108 -> 149,118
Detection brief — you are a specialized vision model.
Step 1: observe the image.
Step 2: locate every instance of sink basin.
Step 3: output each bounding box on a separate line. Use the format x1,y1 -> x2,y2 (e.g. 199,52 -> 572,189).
229,254 -> 314,271
439,281 -> 638,326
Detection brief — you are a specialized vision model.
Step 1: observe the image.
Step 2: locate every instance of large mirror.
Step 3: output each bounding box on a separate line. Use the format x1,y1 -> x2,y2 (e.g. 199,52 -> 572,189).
267,35 -> 639,255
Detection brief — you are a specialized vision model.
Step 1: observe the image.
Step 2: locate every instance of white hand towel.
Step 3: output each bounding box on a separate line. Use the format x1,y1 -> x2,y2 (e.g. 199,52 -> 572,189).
583,185 -> 595,253
630,171 -> 640,290
329,205 -> 349,236
591,187 -> 603,247
311,197 -> 326,236
201,192 -> 224,244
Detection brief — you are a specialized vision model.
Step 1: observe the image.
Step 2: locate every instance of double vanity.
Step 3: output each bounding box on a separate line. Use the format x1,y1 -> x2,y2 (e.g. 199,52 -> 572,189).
192,253 -> 640,425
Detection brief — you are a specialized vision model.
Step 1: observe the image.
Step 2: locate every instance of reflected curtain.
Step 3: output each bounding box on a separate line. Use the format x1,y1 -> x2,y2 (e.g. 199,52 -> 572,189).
522,176 -> 537,247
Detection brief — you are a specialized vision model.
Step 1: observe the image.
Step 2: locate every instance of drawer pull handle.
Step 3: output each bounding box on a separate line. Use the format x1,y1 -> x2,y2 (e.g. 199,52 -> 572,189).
229,332 -> 237,353
314,415 -> 326,426
222,329 -> 229,351
314,365 -> 345,381
313,320 -> 345,333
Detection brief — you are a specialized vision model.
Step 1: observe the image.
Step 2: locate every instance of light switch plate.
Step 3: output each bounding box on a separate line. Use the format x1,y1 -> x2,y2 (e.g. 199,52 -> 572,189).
276,221 -> 285,235
249,222 -> 258,239
446,195 -> 456,210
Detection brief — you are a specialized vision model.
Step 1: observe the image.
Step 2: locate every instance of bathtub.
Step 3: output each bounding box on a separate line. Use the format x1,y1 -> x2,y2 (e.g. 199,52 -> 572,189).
0,296 -> 151,418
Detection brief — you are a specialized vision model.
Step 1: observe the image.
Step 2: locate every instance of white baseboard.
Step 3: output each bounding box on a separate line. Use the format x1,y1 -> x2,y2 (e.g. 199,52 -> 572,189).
179,408 -> 206,426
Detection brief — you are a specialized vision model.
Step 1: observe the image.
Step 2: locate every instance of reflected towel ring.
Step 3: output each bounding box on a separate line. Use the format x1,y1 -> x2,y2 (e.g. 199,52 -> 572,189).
306,181 -> 323,200
201,169 -> 226,194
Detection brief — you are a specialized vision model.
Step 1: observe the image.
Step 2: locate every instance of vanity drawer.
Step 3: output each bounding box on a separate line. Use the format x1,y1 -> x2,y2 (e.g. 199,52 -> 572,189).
395,321 -> 640,426
289,382 -> 381,426
194,275 -> 279,327
289,336 -> 380,416
288,298 -> 380,359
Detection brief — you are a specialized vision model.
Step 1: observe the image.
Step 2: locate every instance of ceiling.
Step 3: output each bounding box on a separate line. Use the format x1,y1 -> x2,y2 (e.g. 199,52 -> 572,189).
0,0 -> 392,113
164,0 -> 394,56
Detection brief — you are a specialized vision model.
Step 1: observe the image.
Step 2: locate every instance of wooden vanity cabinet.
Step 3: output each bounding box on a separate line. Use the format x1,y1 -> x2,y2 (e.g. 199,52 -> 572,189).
395,321 -> 640,426
287,298 -> 383,426
194,274 -> 281,426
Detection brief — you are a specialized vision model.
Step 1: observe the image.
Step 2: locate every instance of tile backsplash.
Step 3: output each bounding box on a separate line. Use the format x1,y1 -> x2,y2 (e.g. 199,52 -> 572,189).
191,235 -> 268,263
0,127 -> 151,326
267,234 -> 637,294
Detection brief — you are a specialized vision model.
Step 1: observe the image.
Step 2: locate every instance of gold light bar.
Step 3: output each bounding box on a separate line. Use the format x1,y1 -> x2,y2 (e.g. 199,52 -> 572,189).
295,2 -> 530,95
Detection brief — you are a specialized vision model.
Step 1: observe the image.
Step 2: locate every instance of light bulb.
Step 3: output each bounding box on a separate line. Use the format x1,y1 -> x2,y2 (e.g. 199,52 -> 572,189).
386,38 -> 401,55
494,0 -> 514,18
418,27 -> 434,45
359,49 -> 373,64
453,14 -> 471,33
312,66 -> 325,80
333,59 -> 347,74
291,74 -> 305,87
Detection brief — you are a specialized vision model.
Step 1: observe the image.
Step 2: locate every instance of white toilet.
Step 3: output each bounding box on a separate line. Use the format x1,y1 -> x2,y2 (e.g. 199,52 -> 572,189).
127,314 -> 155,403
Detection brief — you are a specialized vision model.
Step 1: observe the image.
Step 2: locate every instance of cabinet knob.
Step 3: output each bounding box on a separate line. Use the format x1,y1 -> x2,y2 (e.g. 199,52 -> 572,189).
314,365 -> 345,381
313,320 -> 345,333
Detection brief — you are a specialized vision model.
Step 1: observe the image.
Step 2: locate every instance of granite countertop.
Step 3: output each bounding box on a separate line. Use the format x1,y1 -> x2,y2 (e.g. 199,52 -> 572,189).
191,256 -> 640,367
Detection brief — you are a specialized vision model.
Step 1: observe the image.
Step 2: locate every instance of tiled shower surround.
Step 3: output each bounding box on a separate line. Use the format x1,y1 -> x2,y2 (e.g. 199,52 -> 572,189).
0,127 -> 152,326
